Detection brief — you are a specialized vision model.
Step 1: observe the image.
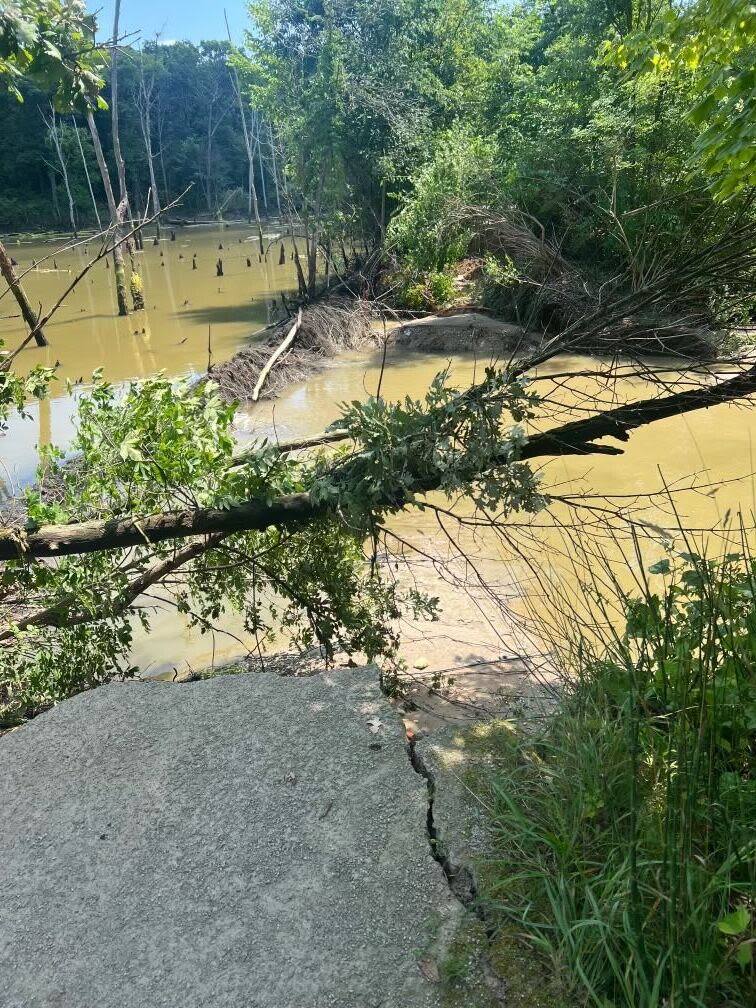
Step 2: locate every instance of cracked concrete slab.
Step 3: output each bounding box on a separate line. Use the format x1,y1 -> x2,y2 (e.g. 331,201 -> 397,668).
0,668 -> 462,1008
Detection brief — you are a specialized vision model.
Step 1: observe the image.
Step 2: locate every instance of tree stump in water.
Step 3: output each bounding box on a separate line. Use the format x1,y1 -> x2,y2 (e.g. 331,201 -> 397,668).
246,258 -> 251,268
216,259 -> 224,277
192,256 -> 197,271
171,231 -> 176,241
279,246 -> 286,266
130,273 -> 144,311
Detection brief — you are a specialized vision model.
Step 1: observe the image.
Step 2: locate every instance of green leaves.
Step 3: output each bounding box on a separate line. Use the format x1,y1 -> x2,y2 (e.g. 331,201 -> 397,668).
648,558 -> 671,575
313,365 -> 543,522
0,371 -> 447,725
0,0 -> 106,111
607,0 -> 756,199
717,907 -> 750,935
389,128 -> 497,273
0,356 -> 54,425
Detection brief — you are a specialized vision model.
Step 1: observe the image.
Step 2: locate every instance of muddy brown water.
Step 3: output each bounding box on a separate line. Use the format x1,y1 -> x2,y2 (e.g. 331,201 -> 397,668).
142,351 -> 756,680
0,224 -> 297,491
2,233 -> 755,679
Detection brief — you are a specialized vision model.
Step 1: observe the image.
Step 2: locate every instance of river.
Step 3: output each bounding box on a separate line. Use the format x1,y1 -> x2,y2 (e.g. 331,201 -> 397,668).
1,224 -> 297,489
2,227 -> 755,686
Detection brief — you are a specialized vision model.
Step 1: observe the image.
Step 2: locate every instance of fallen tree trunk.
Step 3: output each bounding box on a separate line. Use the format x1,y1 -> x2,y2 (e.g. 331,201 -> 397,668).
251,308 -> 302,401
2,361 -> 755,563
0,493 -> 322,561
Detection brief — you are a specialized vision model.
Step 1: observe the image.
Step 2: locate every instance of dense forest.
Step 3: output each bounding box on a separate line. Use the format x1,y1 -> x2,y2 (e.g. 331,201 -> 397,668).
0,40 -> 278,228
2,1 -> 754,332
1,2 -> 755,1007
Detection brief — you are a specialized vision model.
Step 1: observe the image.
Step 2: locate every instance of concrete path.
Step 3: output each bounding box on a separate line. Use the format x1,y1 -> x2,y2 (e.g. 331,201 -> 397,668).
0,669 -> 462,1008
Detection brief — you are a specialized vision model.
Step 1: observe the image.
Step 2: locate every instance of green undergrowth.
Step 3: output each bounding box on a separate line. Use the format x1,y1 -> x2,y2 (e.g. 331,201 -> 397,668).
475,551 -> 756,1008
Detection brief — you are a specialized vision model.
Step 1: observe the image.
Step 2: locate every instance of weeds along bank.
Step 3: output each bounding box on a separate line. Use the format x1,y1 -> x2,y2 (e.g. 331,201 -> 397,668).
464,548 -> 755,1008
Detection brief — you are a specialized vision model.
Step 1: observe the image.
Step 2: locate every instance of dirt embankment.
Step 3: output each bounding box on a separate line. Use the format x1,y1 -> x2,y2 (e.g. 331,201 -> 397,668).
393,312 -> 540,355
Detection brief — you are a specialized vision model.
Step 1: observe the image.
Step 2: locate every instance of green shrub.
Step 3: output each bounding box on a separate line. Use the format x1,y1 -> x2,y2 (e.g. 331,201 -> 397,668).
397,269 -> 456,310
402,281 -> 428,310
389,128 -> 497,273
484,552 -> 756,1008
427,270 -> 456,307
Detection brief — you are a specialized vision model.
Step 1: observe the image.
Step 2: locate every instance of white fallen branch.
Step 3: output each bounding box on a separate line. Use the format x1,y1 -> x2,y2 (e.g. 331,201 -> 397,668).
251,308 -> 303,402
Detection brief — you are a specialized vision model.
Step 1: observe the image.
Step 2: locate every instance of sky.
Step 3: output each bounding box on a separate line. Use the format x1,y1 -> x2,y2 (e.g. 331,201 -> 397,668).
90,0 -> 249,45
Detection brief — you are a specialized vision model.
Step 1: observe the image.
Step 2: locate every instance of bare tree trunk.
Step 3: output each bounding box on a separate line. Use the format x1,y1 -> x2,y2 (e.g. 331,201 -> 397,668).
110,0 -> 128,209
43,106 -> 77,236
225,14 -> 263,245
49,167 -> 60,221
109,0 -> 144,314
86,111 -> 129,316
280,170 -> 306,297
306,176 -> 323,297
0,240 -> 48,346
146,108 -> 162,239
137,51 -> 162,238
239,100 -> 263,242
201,86 -> 231,216
268,121 -> 282,217
253,110 -> 268,213
72,115 -> 102,230
206,110 -> 215,213
86,112 -> 117,220
155,91 -> 170,198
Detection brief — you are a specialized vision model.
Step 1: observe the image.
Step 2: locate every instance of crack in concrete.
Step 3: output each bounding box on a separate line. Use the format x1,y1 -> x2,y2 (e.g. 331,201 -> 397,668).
406,734 -> 480,909
406,733 -> 509,1005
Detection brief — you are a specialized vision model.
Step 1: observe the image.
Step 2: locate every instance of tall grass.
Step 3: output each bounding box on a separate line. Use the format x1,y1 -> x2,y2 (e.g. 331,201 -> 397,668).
485,546 -> 755,1007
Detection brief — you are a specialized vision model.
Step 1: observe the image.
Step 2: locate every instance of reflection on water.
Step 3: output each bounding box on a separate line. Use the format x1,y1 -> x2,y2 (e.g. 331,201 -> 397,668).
0,224 -> 297,490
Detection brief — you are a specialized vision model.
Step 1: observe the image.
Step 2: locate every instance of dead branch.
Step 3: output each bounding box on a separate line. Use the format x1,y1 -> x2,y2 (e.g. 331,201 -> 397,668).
450,203 -> 756,363
0,534 -> 226,640
251,308 -> 302,401
210,299 -> 375,402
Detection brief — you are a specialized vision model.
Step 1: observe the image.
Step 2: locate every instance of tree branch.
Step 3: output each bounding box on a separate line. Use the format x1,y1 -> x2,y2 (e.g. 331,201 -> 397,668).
1,361 -> 755,562
0,534 -> 226,640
